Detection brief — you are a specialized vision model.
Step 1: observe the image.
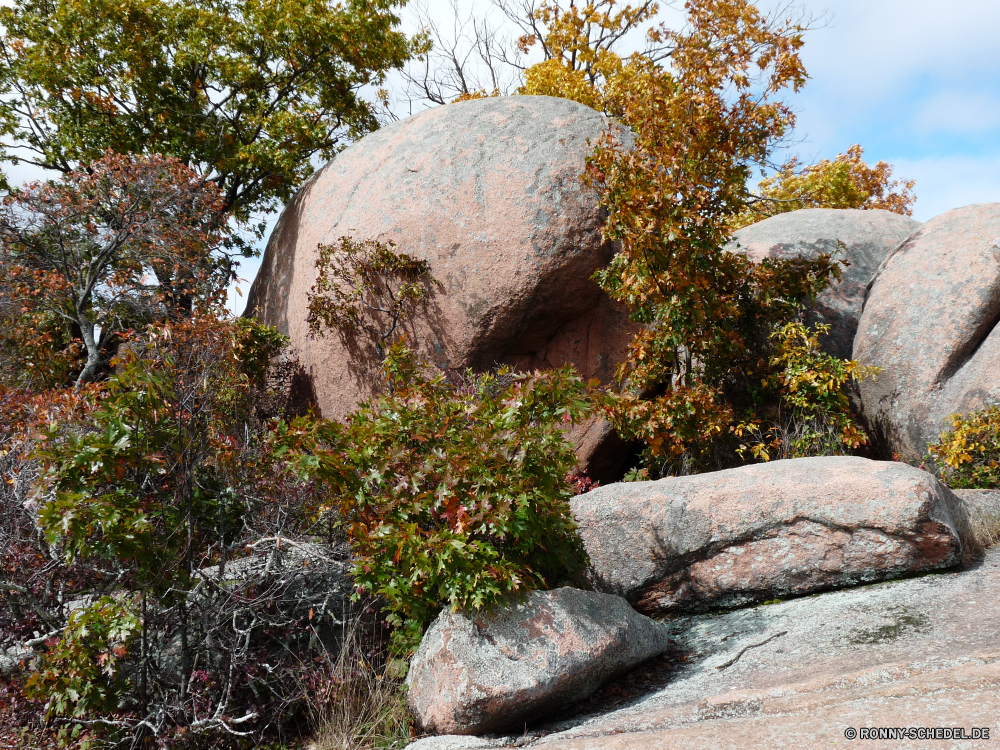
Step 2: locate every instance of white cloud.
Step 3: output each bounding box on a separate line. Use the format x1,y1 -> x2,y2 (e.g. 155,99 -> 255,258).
915,91 -> 1000,136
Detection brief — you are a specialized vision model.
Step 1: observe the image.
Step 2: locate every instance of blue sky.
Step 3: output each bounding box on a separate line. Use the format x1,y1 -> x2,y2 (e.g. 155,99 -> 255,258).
786,0 -> 1000,221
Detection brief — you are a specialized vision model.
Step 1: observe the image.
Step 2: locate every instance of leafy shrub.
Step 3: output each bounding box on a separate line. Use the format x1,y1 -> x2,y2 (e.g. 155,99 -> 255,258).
307,236 -> 436,362
927,405 -> 1000,489
19,314 -> 354,747
26,597 -> 141,721
280,344 -> 591,655
508,1 -> 895,476
1,385 -> 103,654
594,253 -> 842,477
733,322 -> 880,461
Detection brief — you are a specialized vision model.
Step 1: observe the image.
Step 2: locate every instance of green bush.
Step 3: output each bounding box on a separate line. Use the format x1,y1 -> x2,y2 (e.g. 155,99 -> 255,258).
279,344 -> 592,655
23,315 -> 337,745
26,597 -> 141,721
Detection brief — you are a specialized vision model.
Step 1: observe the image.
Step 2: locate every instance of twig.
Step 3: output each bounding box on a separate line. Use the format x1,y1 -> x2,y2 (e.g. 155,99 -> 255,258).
716,631 -> 787,670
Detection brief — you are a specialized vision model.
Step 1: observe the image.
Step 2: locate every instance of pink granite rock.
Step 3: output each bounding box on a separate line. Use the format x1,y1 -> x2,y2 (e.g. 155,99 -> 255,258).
244,95 -> 637,479
853,203 -> 1000,459
405,547 -> 1000,750
405,587 -> 671,736
570,456 -> 973,614
726,208 -> 919,359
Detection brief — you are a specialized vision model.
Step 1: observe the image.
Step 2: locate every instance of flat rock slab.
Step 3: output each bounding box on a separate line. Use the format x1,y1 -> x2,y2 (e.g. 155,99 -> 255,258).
854,203 -> 1000,459
571,456 -> 973,614
408,547 -> 1000,750
727,208 -> 919,359
406,587 -> 671,736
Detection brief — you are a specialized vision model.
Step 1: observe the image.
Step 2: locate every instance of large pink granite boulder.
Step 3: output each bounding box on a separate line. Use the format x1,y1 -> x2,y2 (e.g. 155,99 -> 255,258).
244,96 -> 637,478
571,456 -> 972,614
853,203 -> 1000,459
726,208 -> 920,359
406,587 -> 671,736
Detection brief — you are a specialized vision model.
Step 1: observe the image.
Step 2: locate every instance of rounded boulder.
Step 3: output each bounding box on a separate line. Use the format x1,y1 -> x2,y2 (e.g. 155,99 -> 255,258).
245,96 -> 636,477
854,203 -> 1000,459
726,208 -> 920,359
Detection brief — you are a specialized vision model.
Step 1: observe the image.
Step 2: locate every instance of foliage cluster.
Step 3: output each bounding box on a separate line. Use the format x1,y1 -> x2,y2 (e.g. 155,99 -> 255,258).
0,0 -> 430,744
523,0 -> 834,474
733,322 -> 879,462
0,152 -> 232,387
27,596 -> 142,722
734,144 -> 917,228
307,236 -> 436,362
927,406 -> 1000,489
0,0 -> 416,225
508,0 -> 896,475
0,312 -> 374,748
279,342 -> 591,655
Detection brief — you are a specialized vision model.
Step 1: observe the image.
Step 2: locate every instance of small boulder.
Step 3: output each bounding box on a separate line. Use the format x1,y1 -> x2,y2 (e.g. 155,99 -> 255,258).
571,456 -> 973,614
406,587 -> 671,736
726,208 -> 920,359
853,203 -> 1000,459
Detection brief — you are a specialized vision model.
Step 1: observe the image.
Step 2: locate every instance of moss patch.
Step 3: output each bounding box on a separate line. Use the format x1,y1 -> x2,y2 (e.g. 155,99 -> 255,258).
846,606 -> 930,645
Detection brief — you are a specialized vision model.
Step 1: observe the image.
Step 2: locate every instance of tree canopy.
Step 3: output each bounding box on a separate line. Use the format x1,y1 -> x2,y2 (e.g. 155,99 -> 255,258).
0,152 -> 230,387
0,0 -> 416,227
734,144 -> 917,228
514,0 -> 881,473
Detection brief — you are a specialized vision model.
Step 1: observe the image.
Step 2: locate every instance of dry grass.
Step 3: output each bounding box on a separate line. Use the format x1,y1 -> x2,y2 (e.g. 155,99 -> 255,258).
963,491 -> 1000,549
302,620 -> 413,750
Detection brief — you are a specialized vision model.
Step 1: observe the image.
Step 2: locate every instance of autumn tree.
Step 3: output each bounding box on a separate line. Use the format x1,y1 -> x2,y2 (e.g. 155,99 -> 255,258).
733,144 -> 917,228
506,0 -> 862,474
0,0 -> 417,228
0,152 -> 231,386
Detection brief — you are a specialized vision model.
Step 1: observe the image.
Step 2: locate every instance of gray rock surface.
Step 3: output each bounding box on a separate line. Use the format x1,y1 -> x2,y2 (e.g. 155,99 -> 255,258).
244,95 -> 637,480
0,645 -> 30,676
407,547 -> 1000,750
726,208 -> 919,359
571,456 -> 974,614
406,587 -> 671,736
854,203 -> 1000,459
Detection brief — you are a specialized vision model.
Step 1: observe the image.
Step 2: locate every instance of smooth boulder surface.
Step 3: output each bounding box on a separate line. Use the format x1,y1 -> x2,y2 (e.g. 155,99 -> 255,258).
853,203 -> 1000,459
407,547 -> 1000,750
571,456 -> 972,614
726,208 -> 920,359
406,587 -> 671,736
244,95 -> 637,479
